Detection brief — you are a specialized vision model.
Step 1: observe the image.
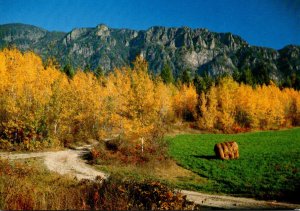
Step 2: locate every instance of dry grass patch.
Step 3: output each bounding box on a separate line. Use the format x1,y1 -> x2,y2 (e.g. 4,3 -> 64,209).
153,160 -> 207,184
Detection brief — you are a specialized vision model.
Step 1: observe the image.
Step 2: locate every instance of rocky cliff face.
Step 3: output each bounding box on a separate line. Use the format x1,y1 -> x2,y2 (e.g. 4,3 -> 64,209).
0,23 -> 299,82
0,23 -> 65,56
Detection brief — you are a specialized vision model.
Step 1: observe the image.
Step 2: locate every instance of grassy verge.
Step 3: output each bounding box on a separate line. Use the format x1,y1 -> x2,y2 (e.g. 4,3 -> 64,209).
167,127 -> 300,203
95,159 -> 207,189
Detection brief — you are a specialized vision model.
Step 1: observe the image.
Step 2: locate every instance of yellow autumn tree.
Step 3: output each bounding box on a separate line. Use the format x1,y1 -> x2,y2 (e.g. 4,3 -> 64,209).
234,83 -> 258,129
198,84 -> 218,130
0,49 -> 67,149
283,88 -> 300,126
104,58 -> 162,141
197,77 -> 300,132
61,71 -> 103,143
215,77 -> 239,132
155,80 -> 176,123
254,83 -> 285,129
173,84 -> 198,121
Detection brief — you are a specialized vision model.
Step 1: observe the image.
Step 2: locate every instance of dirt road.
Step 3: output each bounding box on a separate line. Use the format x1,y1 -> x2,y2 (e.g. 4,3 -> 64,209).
181,190 -> 300,209
0,145 -> 107,181
1,148 -> 299,209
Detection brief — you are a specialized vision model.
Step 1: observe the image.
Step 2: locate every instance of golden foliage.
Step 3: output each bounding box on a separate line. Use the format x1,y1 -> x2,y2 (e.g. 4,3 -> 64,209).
173,84 -> 198,121
198,85 -> 218,130
2,48 -> 300,150
198,77 -> 300,132
0,49 -> 176,149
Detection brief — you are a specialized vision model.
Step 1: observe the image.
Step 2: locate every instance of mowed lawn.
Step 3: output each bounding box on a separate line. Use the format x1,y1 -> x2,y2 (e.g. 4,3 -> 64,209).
167,128 -> 300,203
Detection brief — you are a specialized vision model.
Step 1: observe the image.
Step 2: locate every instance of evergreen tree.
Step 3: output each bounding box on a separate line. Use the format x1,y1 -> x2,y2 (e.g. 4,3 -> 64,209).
160,63 -> 174,84
94,66 -> 104,78
241,68 -> 254,86
62,63 -> 75,79
193,75 -> 207,94
84,64 -> 91,73
181,69 -> 191,85
232,69 -> 241,82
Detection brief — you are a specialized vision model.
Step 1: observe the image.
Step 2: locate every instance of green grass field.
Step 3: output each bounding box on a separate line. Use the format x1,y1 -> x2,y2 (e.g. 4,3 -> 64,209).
167,128 -> 300,203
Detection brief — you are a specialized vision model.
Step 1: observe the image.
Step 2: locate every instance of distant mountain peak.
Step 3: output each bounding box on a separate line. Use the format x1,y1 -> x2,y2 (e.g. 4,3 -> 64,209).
96,23 -> 109,29
0,23 -> 299,87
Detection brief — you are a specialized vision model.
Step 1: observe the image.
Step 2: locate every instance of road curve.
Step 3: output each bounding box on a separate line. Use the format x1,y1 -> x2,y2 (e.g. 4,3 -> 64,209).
0,145 -> 107,181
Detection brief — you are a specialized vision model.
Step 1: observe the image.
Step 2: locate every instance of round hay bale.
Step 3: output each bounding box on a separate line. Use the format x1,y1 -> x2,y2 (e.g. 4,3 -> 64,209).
232,142 -> 238,150
234,150 -> 239,159
214,141 -> 239,160
228,151 -> 234,159
222,142 -> 230,159
214,143 -> 224,160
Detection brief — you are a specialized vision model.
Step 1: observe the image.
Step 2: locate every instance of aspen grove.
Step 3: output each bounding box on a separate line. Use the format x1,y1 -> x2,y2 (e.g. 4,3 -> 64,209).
1,48 -> 300,150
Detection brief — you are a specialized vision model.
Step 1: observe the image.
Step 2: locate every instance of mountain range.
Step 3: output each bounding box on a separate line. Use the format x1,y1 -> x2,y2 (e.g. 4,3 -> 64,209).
0,23 -> 299,86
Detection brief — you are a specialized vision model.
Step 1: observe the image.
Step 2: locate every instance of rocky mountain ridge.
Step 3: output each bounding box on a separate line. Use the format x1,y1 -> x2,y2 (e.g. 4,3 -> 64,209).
0,23 -> 299,85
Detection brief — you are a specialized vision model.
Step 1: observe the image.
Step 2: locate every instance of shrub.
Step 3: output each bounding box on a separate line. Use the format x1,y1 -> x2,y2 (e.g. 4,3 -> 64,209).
95,175 -> 196,210
89,135 -> 168,165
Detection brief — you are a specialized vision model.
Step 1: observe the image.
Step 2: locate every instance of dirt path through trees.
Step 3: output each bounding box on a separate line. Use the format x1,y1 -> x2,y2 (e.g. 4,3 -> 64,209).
0,148 -> 299,209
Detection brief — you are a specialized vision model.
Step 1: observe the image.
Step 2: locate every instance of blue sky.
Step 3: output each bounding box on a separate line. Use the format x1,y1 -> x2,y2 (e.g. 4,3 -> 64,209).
0,0 -> 299,49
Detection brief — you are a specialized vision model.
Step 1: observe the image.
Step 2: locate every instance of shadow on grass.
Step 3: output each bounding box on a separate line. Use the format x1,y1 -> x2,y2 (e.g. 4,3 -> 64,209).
192,155 -> 217,160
